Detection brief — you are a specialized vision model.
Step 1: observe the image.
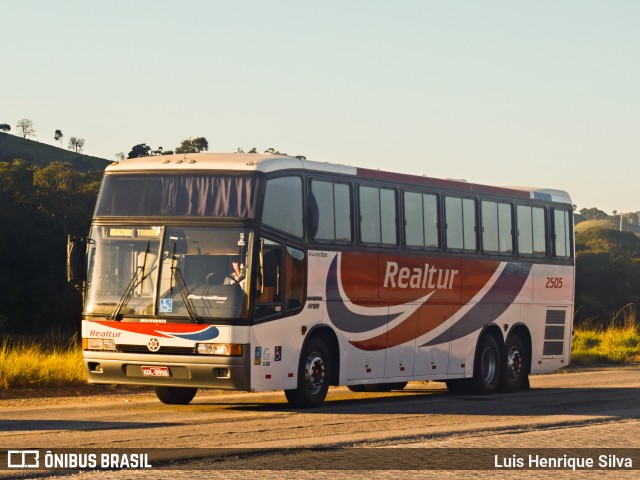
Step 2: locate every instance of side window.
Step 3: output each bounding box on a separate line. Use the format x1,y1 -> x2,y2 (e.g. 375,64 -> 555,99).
255,238 -> 282,319
517,205 -> 547,256
445,196 -> 477,252
358,185 -> 397,245
552,208 -> 571,258
311,180 -> 352,242
404,191 -> 439,248
482,200 -> 513,254
532,207 -> 547,256
285,246 -> 305,311
262,177 -> 303,238
517,205 -> 533,255
255,239 -> 306,320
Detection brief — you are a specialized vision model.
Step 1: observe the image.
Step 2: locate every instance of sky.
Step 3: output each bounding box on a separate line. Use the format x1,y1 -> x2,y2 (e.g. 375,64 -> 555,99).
2,1 -> 638,214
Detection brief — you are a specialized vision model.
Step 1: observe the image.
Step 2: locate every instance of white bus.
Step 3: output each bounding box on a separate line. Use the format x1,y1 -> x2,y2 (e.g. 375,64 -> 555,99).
69,152 -> 574,407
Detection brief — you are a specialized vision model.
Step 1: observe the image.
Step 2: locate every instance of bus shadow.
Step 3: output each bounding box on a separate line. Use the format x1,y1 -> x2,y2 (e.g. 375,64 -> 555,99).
200,386 -> 640,419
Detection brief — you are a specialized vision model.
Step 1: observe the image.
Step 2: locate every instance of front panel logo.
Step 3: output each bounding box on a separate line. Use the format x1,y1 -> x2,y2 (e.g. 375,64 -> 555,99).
147,338 -> 161,352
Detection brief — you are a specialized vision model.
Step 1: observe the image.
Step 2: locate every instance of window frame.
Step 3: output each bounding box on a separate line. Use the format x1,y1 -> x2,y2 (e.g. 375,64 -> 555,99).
402,188 -> 440,251
309,178 -> 354,245
261,175 -> 304,239
516,203 -> 548,258
481,199 -> 514,256
551,207 -> 572,259
357,183 -> 399,247
444,194 -> 478,253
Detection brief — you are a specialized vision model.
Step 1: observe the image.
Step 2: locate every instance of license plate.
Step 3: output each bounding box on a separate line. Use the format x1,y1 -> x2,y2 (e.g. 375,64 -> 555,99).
141,366 -> 171,377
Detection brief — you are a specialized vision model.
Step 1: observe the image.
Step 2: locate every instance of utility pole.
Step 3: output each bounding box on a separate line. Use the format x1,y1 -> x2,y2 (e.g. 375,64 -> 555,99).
620,211 -> 623,232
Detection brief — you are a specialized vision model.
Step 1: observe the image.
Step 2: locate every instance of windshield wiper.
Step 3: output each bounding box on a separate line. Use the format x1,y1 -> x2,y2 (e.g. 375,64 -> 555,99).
107,242 -> 150,321
171,267 -> 202,324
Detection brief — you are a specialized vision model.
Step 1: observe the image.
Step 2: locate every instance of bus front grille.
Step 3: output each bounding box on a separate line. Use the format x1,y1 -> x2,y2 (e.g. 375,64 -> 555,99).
116,344 -> 197,355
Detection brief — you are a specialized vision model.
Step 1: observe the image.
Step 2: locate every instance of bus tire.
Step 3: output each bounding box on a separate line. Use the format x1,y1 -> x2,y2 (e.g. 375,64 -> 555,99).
364,382 -> 408,392
499,333 -> 528,393
469,334 -> 501,395
154,386 -> 198,405
285,337 -> 330,408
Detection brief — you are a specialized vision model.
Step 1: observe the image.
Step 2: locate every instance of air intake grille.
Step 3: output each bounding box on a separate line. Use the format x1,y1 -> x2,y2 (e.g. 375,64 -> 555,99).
543,310 -> 566,356
116,345 -> 196,355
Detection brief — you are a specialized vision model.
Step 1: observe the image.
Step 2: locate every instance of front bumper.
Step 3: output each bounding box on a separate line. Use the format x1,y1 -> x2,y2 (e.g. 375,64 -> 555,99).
83,347 -> 251,390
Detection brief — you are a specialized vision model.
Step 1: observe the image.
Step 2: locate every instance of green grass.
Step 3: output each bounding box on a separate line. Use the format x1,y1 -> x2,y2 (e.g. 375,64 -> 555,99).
0,338 -> 86,389
571,306 -> 640,365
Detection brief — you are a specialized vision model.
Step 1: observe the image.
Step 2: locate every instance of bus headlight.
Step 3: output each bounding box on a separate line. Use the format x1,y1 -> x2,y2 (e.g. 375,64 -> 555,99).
84,338 -> 117,351
196,343 -> 243,356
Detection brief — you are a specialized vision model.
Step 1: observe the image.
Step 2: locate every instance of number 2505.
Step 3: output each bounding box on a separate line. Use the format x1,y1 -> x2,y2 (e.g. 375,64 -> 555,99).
545,277 -> 563,288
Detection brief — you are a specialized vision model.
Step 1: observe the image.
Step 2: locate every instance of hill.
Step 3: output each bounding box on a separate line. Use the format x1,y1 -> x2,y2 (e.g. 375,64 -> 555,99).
575,218 -> 640,236
0,132 -> 110,171
574,222 -> 640,325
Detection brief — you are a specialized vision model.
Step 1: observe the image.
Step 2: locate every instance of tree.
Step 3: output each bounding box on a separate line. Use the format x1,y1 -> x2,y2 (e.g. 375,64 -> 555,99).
127,143 -> 151,158
623,212 -> 639,226
264,147 -> 288,155
54,129 -> 63,147
0,159 -> 102,334
68,137 -> 85,153
579,207 -> 608,221
175,137 -> 209,154
0,123 -> 10,133
15,118 -> 35,138
150,146 -> 172,156
114,152 -> 126,162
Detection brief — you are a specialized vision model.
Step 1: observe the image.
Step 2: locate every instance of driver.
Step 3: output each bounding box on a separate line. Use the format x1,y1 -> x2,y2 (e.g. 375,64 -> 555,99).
224,257 -> 246,290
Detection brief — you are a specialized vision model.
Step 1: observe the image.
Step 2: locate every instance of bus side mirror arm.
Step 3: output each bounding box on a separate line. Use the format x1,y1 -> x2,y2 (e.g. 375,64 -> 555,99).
67,235 -> 88,290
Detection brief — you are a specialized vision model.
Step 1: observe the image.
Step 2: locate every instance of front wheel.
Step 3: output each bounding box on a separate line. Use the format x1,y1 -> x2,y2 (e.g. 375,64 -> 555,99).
285,337 -> 331,408
154,386 -> 198,405
468,334 -> 501,395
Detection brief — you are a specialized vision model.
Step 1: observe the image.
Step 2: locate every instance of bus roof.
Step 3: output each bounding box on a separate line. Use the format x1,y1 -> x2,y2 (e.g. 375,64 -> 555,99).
106,152 -> 572,205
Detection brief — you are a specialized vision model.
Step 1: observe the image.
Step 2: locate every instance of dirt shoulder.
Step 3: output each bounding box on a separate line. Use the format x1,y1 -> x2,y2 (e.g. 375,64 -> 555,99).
0,384 -> 237,408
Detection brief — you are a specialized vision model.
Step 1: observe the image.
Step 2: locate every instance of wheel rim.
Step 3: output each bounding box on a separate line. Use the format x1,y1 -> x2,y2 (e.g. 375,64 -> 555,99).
304,351 -> 325,395
506,346 -> 523,381
480,346 -> 497,384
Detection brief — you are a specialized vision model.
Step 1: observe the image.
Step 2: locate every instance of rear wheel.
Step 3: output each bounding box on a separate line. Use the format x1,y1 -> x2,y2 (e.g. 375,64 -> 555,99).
469,334 -> 501,394
154,386 -> 198,405
499,333 -> 528,392
285,337 -> 331,408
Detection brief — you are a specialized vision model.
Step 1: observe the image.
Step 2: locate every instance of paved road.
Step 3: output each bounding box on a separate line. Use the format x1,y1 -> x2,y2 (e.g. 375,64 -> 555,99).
1,365 -> 639,479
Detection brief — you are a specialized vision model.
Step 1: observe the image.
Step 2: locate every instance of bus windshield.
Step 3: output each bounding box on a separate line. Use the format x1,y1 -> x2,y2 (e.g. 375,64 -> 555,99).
85,226 -> 253,321
94,174 -> 261,218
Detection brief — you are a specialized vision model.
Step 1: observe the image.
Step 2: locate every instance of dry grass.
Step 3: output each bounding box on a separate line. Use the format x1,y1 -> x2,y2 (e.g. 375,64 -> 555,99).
1,306 -> 638,390
572,305 -> 640,365
0,337 -> 86,389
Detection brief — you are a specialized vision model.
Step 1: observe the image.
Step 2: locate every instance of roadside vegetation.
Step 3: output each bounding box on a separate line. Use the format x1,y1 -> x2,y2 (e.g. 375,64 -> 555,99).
571,305 -> 640,366
0,337 -> 85,389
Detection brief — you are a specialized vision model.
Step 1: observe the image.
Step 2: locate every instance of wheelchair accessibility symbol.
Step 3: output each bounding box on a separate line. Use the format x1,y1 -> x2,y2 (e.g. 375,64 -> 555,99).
159,299 -> 173,313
